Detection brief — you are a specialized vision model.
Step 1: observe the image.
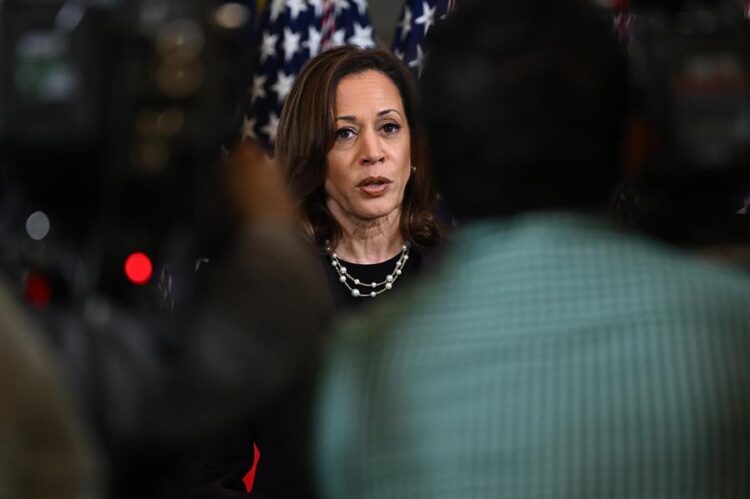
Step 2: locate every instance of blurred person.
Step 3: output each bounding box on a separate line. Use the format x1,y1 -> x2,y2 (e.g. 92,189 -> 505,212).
184,141 -> 333,499
0,278 -> 97,499
607,1 -> 750,268
190,46 -> 444,498
313,1 -> 750,498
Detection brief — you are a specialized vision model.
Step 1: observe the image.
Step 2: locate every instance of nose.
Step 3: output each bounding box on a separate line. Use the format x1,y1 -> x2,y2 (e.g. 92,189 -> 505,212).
359,128 -> 385,166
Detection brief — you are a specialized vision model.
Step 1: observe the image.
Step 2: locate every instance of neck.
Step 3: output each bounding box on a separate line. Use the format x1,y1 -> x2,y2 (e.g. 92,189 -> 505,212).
329,207 -> 404,264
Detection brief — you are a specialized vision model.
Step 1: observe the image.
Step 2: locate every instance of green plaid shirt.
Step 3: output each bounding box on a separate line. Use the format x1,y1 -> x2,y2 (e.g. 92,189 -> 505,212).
314,213 -> 750,499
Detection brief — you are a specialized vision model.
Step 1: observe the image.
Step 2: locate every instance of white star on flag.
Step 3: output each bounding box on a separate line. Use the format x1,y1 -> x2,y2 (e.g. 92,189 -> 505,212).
352,0 -> 368,16
242,116 -> 257,140
309,0 -> 324,17
408,45 -> 425,76
251,74 -> 267,103
286,0 -> 307,21
269,0 -> 286,22
394,48 -> 404,61
261,113 -> 280,143
391,0 -> 455,80
304,25 -> 323,57
348,23 -> 375,49
271,71 -> 296,103
282,27 -> 302,61
333,0 -> 350,15
414,1 -> 436,36
398,6 -> 412,41
260,32 -> 279,63
331,28 -> 347,47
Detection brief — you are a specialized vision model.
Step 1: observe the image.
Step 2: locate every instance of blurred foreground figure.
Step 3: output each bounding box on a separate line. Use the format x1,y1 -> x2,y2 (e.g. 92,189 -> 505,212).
610,0 -> 750,264
1,1 -> 332,497
0,280 -> 96,499
314,1 -> 750,498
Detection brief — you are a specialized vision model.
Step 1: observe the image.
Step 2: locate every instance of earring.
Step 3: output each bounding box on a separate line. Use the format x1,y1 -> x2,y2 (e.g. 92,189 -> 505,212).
411,165 -> 417,173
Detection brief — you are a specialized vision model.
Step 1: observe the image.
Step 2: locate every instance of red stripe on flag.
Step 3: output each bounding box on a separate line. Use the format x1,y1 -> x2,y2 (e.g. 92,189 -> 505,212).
320,0 -> 337,50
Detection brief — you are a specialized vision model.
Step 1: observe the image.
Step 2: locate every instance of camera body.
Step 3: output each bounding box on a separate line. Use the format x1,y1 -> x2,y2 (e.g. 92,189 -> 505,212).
0,0 -> 252,308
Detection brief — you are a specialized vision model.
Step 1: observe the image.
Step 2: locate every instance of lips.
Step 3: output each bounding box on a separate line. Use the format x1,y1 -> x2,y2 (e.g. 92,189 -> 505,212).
357,176 -> 392,196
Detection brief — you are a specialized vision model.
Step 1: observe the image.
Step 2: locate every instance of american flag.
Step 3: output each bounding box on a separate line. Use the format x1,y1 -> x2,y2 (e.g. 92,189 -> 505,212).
243,0 -> 377,147
391,0 -> 455,79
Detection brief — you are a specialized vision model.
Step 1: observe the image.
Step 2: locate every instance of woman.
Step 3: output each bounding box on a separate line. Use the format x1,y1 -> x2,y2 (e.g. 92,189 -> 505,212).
190,47 -> 442,499
277,45 -> 442,309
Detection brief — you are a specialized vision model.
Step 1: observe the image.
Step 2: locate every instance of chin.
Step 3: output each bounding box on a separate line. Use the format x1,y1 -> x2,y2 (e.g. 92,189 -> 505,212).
353,203 -> 400,221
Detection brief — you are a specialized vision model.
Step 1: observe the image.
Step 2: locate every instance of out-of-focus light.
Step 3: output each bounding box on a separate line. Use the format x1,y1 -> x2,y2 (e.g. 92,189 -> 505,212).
156,60 -> 204,97
25,272 -> 52,309
55,1 -> 85,31
156,19 -> 205,62
136,109 -> 159,135
215,3 -> 250,29
26,210 -> 50,240
124,252 -> 153,285
133,139 -> 169,173
138,107 -> 185,137
157,107 -> 184,135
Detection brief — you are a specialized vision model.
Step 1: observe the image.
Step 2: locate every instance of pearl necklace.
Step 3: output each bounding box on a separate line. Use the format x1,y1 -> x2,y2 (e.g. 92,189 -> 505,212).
325,241 -> 410,298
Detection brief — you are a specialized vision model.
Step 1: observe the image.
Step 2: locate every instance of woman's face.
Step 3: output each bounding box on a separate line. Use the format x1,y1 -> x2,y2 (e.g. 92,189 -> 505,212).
324,70 -> 412,225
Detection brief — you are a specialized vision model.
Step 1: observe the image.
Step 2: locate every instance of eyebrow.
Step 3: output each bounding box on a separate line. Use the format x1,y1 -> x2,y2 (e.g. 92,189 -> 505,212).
335,109 -> 403,122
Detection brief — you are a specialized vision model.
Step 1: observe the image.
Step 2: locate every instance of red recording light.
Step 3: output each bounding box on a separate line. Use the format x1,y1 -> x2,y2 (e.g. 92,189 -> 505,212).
124,252 -> 153,285
25,272 -> 52,309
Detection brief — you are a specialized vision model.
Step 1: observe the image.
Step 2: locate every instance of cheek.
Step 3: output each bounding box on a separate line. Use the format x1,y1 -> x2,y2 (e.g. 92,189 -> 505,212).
324,162 -> 347,198
323,153 -> 338,195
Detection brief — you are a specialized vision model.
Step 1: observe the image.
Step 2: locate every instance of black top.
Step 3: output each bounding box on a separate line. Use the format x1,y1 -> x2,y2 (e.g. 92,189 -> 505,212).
321,248 -> 424,311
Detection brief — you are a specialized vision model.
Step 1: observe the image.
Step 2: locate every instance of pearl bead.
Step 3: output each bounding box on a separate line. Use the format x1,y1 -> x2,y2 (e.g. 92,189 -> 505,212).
329,246 -> 407,300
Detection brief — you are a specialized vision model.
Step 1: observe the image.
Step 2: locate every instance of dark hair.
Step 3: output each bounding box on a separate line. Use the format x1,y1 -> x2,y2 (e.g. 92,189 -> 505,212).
421,0 -> 629,219
276,46 -> 441,250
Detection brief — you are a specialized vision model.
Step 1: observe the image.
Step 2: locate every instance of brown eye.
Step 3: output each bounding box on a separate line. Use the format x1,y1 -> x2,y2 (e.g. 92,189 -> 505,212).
335,127 -> 355,140
382,123 -> 400,134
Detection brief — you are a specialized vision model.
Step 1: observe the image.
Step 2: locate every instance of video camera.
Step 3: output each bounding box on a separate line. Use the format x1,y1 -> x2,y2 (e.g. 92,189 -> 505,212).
0,0 -> 252,310
620,0 -> 750,244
